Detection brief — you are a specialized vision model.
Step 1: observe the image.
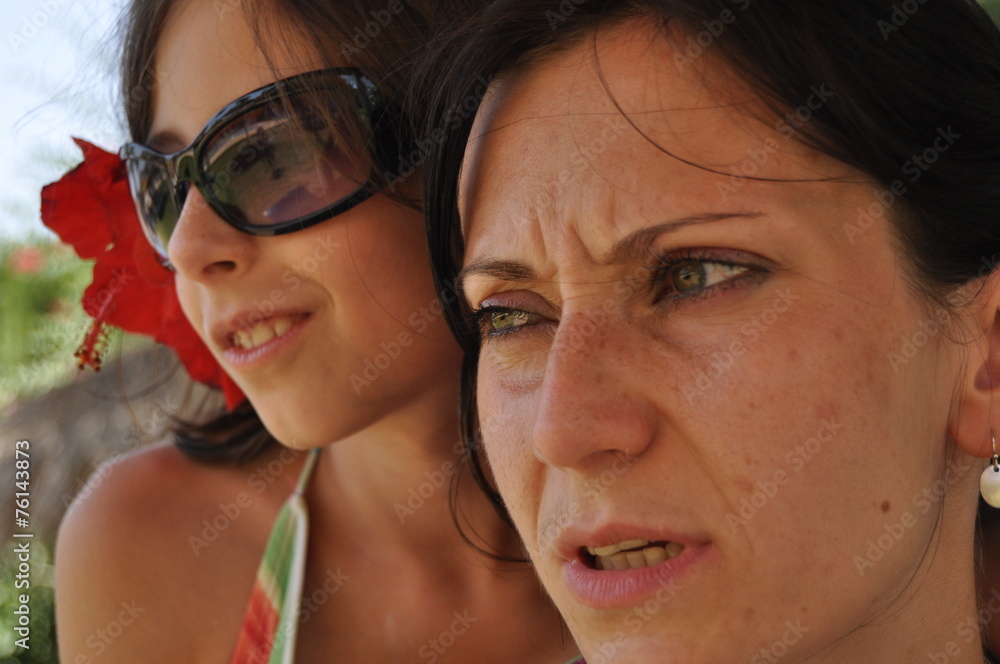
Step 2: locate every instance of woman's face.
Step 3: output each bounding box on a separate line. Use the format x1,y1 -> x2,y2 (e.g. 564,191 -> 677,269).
150,0 -> 461,446
459,21 -> 980,662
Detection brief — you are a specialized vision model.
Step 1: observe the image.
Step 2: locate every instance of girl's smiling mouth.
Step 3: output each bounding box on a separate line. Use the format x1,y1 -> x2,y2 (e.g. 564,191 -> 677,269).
217,311 -> 313,368
226,313 -> 311,351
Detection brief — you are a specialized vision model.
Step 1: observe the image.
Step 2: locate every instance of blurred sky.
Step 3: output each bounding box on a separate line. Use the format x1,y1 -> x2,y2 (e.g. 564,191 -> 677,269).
0,0 -> 124,240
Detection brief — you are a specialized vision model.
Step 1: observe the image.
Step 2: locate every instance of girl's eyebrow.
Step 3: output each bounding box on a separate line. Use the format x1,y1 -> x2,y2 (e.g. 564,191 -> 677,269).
144,129 -> 186,152
460,211 -> 765,289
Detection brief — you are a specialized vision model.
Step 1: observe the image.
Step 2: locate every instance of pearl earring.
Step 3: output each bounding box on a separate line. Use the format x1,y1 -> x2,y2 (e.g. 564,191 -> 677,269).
980,434 -> 1000,508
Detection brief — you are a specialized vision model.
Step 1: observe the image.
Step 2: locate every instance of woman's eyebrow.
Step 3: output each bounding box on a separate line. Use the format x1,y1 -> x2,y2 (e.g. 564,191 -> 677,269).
459,212 -> 765,289
605,212 -> 764,264
458,259 -> 536,289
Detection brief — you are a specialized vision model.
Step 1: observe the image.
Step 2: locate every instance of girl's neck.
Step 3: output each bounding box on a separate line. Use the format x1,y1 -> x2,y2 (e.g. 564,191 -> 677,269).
307,386 -> 520,564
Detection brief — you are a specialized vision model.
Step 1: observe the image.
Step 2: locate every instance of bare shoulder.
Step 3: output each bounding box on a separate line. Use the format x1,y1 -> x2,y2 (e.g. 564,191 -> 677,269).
56,442 -> 306,664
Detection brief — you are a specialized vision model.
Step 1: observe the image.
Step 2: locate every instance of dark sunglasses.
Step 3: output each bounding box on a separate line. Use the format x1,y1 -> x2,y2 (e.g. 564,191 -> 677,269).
120,68 -> 407,266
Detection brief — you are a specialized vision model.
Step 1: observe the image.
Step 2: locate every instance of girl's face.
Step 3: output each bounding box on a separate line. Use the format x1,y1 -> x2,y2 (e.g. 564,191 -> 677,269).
459,21 -> 984,663
151,0 -> 461,447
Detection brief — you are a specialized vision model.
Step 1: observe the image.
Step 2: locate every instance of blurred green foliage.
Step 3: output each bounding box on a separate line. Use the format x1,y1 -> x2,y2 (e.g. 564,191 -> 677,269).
0,544 -> 56,664
0,240 -> 82,662
0,239 -> 92,413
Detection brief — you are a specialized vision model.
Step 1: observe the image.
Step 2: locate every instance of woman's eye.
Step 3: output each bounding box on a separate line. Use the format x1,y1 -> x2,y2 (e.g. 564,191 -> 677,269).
475,307 -> 538,338
656,259 -> 751,301
490,309 -> 535,332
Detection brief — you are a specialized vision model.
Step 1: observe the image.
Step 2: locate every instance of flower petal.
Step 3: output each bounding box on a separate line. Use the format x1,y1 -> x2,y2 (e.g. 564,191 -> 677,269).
41,138 -> 246,410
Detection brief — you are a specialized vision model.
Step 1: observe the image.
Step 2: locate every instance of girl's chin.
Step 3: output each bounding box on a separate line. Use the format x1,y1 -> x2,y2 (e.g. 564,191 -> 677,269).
254,409 -> 321,448
261,414 -> 356,451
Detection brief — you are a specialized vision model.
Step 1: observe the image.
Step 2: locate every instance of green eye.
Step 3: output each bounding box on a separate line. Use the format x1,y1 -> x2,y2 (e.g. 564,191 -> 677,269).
672,263 -> 707,293
664,261 -> 749,296
490,310 -> 534,332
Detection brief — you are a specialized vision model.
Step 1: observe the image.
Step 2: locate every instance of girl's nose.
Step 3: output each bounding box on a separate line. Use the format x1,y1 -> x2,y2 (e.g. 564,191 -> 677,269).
166,187 -> 256,280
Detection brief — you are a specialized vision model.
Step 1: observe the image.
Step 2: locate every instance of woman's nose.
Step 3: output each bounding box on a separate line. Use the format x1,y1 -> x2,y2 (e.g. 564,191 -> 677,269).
166,187 -> 256,279
529,310 -> 656,470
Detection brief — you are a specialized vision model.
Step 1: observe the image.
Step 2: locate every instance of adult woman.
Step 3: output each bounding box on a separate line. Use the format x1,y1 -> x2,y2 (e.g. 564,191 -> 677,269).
423,0 -> 1000,662
50,0 -> 578,662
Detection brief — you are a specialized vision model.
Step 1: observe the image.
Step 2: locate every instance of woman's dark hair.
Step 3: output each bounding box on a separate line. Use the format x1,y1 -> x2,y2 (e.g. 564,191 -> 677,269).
115,0 -> 473,463
421,0 -> 1000,509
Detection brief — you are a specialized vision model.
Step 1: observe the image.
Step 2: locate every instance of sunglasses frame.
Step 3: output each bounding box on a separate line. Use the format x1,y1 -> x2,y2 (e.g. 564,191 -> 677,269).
120,68 -> 407,263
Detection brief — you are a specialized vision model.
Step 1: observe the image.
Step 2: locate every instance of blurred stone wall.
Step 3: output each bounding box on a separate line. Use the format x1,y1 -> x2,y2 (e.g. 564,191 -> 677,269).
1,345 -> 222,543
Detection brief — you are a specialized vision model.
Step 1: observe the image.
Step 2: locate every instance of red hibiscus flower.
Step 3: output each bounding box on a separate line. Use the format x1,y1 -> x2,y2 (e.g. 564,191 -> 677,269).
40,138 -> 245,410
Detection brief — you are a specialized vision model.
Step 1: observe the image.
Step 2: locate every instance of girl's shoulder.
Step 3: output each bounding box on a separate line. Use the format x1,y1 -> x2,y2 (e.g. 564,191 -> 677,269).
55,441 -> 307,663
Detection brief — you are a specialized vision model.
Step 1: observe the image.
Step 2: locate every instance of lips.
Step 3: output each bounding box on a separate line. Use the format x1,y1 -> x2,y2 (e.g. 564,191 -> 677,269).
555,524 -> 712,608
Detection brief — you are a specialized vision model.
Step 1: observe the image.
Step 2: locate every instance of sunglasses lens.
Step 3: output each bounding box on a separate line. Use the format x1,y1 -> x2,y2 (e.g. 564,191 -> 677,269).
122,71 -> 393,264
201,94 -> 371,227
126,154 -> 182,261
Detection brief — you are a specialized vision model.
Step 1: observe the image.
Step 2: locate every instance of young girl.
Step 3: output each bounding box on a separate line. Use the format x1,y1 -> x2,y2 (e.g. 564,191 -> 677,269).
422,0 -> 1000,662
48,0 -> 578,662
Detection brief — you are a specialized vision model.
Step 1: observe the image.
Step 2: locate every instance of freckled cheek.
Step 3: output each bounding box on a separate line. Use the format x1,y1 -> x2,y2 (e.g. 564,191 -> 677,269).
717,328 -> 904,530
478,384 -> 533,482
478,368 -> 543,536
675,323 -> 853,478
478,344 -> 549,398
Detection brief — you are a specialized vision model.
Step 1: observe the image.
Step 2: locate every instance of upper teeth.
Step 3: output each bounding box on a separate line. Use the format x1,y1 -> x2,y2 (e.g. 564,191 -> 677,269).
586,539 -> 685,571
588,539 -> 651,557
231,316 -> 296,350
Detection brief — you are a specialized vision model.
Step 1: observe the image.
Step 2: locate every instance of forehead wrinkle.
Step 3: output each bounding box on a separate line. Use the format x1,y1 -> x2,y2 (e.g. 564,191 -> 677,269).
463,107 -> 576,288
462,18 -> 861,295
464,116 -> 642,292
460,102 -> 573,256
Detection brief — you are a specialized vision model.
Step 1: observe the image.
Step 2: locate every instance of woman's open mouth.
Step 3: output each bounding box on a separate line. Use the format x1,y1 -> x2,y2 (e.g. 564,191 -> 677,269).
583,539 -> 686,570
561,529 -> 713,609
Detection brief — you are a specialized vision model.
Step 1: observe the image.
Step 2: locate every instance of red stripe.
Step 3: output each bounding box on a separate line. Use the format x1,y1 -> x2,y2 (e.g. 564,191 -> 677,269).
229,582 -> 280,664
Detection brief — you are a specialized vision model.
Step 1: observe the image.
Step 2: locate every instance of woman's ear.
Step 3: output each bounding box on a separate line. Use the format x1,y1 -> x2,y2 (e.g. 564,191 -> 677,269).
951,268 -> 1000,459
